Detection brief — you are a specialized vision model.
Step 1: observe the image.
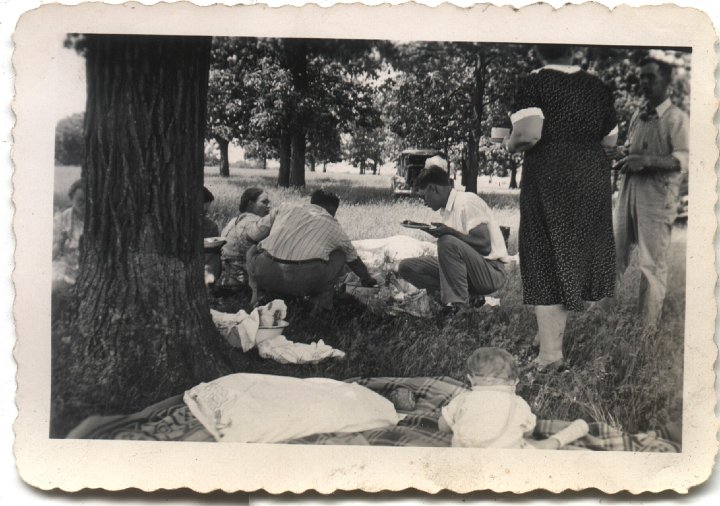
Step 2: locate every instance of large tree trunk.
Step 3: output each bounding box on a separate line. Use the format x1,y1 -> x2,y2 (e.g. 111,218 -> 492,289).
217,136 -> 230,177
509,166 -> 518,189
288,42 -> 309,187
278,129 -> 291,187
289,126 -> 306,187
262,154 -> 267,171
465,133 -> 479,194
465,50 -> 485,195
66,35 -> 233,422
308,152 -> 316,172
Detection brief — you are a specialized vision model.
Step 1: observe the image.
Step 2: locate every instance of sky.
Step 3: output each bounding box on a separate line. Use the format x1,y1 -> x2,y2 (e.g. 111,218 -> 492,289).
51,35 -> 86,124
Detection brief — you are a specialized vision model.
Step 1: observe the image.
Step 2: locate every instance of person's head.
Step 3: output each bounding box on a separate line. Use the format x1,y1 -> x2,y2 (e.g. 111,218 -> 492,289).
68,179 -> 85,215
239,187 -> 271,217
310,189 -> 340,217
415,166 -> 452,211
466,347 -> 519,387
203,186 -> 214,214
534,44 -> 574,65
639,57 -> 673,104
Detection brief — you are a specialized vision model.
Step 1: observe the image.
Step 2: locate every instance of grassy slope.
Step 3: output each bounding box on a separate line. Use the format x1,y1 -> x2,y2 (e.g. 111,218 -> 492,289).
53,165 -> 685,436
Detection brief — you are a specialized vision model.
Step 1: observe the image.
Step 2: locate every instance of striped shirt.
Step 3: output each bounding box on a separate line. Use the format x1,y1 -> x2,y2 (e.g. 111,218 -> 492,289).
253,203 -> 358,262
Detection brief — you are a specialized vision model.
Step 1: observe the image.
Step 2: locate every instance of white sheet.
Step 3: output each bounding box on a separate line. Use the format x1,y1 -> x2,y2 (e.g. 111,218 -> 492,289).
184,373 -> 400,443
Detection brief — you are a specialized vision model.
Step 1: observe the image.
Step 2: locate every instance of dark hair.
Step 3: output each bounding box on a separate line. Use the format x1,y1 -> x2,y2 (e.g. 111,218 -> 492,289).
640,57 -> 674,84
203,186 -> 214,204
68,179 -> 84,199
310,189 -> 340,212
535,44 -> 573,62
415,167 -> 450,190
239,187 -> 265,213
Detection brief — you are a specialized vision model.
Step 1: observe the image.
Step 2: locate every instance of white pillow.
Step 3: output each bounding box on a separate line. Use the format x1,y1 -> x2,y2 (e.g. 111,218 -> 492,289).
184,373 -> 400,443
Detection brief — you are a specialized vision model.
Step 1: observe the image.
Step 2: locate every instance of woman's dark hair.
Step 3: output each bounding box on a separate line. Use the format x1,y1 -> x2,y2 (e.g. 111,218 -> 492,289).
535,44 -> 573,62
203,186 -> 215,204
68,179 -> 84,199
310,189 -> 340,211
239,187 -> 264,213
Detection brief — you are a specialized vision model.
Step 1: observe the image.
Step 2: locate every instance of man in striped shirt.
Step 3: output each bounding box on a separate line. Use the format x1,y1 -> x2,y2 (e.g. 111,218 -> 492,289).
246,189 -> 377,310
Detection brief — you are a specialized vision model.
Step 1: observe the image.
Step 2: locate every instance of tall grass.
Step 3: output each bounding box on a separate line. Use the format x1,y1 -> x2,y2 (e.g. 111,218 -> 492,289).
52,165 -> 685,438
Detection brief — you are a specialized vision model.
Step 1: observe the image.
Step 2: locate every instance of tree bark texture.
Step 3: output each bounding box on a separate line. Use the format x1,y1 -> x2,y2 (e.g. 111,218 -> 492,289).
290,126 -> 306,187
509,166 -> 518,189
217,137 -> 230,177
287,40 -> 308,188
465,132 -> 479,194
71,35 -> 233,417
278,129 -> 291,187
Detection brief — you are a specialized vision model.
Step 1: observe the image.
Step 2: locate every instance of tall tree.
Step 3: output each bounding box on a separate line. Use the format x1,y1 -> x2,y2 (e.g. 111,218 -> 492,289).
60,35 -> 233,425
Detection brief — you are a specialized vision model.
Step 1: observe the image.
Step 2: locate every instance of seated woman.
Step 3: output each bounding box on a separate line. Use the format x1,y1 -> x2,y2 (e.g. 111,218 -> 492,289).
203,187 -> 222,285
219,187 -> 271,289
52,179 -> 85,313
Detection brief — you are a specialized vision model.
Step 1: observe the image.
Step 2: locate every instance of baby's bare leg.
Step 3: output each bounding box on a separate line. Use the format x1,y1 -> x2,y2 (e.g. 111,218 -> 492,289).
526,420 -> 589,450
525,437 -> 560,450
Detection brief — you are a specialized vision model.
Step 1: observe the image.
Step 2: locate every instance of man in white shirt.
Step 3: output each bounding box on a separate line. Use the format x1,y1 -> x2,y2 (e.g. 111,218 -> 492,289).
398,166 -> 510,309
612,57 -> 689,325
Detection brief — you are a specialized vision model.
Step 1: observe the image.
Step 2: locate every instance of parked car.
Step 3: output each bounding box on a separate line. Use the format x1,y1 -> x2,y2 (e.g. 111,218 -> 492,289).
391,149 -> 447,197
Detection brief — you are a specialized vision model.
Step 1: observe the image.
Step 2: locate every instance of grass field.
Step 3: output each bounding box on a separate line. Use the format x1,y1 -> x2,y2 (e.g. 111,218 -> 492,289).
53,165 -> 685,440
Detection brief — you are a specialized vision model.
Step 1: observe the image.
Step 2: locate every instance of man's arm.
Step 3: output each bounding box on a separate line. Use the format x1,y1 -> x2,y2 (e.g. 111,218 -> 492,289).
620,153 -> 681,174
346,258 -> 377,287
427,223 -> 492,256
245,208 -> 277,244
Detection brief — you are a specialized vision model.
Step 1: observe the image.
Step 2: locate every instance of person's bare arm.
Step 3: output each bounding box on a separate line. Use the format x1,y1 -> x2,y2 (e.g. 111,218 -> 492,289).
438,414 -> 452,433
245,209 -> 277,243
504,115 -> 544,153
426,223 -> 491,256
346,258 -> 377,287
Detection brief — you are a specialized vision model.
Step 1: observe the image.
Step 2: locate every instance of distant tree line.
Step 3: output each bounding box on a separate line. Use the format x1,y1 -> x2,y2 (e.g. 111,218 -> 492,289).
55,39 -> 691,191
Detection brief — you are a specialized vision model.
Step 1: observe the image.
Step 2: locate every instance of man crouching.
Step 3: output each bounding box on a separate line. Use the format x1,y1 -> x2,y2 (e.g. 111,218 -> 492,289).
399,166 -> 510,311
247,189 -> 377,312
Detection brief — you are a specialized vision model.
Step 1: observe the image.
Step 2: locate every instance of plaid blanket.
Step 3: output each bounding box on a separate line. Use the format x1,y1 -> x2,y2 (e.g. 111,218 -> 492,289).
66,376 -> 679,452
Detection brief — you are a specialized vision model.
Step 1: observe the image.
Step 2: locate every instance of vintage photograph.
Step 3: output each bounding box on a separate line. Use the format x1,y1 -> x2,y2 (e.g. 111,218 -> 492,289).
50,33 -> 691,449
12,2 -> 717,495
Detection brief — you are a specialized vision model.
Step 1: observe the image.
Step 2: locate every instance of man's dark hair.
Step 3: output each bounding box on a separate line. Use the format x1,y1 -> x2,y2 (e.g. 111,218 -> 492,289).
415,167 -> 450,190
640,57 -> 674,84
310,189 -> 340,212
203,186 -> 215,204
535,44 -> 573,62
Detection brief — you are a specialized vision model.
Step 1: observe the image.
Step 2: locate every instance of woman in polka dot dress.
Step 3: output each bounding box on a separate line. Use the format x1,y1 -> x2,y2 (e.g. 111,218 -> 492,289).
504,45 -> 618,371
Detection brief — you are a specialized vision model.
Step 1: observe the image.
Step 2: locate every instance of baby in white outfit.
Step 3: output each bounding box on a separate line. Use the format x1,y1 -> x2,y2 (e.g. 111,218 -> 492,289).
439,347 -> 588,449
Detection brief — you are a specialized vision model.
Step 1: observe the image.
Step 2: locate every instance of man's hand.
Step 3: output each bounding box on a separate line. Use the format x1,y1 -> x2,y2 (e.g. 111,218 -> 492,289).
619,154 -> 648,174
425,223 -> 457,238
361,277 -> 378,288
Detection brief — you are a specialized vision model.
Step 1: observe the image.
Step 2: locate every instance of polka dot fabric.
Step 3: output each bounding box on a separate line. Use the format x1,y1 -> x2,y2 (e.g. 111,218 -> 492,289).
513,69 -> 617,311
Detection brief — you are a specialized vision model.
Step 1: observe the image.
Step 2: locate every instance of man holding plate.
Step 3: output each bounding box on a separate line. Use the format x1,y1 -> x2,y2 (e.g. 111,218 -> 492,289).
398,163 -> 510,311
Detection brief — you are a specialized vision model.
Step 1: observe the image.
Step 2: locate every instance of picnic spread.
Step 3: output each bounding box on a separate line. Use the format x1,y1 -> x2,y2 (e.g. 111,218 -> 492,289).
66,375 -> 680,452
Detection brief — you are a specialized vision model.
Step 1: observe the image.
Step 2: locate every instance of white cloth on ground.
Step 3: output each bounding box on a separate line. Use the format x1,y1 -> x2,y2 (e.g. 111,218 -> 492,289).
352,234 -> 436,271
184,373 -> 400,443
210,300 -> 345,364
